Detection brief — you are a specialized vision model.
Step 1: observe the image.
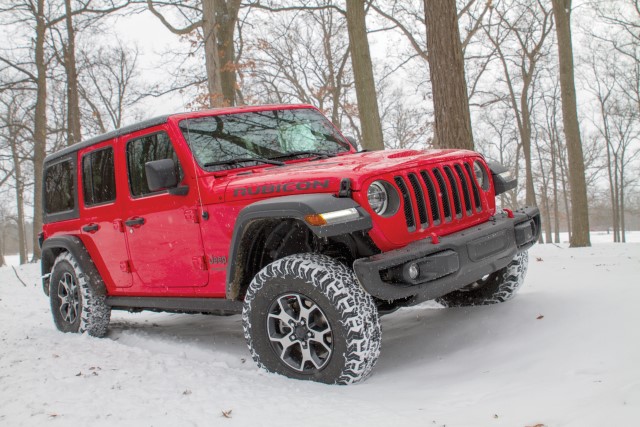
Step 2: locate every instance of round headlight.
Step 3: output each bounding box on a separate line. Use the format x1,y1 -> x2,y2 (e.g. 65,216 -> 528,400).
474,161 -> 489,191
367,181 -> 388,215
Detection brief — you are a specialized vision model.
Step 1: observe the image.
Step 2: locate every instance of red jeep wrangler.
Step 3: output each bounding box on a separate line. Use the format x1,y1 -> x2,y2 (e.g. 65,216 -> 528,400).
40,104 -> 539,384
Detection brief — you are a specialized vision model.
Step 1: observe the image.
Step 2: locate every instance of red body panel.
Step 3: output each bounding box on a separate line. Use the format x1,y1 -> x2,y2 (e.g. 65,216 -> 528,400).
43,104 -> 496,298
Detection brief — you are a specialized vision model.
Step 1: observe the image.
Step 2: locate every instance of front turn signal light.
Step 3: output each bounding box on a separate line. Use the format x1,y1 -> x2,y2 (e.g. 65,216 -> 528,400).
305,208 -> 360,226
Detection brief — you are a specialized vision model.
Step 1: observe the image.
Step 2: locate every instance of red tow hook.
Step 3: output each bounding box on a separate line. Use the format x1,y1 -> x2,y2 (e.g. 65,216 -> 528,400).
429,232 -> 440,244
503,208 -> 514,218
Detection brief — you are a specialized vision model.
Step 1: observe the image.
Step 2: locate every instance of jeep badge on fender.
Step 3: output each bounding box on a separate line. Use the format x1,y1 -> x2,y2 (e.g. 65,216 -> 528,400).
40,104 -> 540,384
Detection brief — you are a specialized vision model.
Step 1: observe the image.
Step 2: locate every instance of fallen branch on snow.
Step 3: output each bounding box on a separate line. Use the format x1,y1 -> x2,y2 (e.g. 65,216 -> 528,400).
12,266 -> 27,287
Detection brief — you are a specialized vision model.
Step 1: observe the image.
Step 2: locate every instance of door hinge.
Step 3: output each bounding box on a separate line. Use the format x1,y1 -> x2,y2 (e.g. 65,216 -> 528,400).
184,209 -> 199,223
113,220 -> 125,233
120,260 -> 132,273
192,255 -> 208,271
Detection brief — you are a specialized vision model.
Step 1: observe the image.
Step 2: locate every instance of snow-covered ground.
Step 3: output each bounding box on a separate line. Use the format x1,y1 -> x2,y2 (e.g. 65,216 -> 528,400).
1,233 -> 639,426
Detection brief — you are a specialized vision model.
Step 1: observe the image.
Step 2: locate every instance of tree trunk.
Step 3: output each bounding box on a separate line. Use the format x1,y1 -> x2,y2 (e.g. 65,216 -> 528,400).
32,0 -> 48,261
559,148 -> 572,240
423,0 -> 474,150
64,0 -> 82,145
551,0 -> 590,247
520,83 -> 537,207
215,0 -> 240,106
202,0 -> 225,107
606,138 -> 619,242
0,223 -> 5,267
535,142 -> 551,244
620,163 -> 626,243
9,127 -> 27,264
345,0 -> 384,151
513,143 -> 522,210
321,13 -> 342,125
550,125 -> 560,243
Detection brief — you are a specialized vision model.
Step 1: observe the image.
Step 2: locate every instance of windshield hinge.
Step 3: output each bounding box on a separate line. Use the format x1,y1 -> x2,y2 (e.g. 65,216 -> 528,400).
338,178 -> 352,198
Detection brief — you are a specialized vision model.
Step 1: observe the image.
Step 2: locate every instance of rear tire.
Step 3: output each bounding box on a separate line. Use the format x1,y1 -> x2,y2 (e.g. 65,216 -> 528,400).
49,252 -> 111,337
437,251 -> 529,307
242,253 -> 381,384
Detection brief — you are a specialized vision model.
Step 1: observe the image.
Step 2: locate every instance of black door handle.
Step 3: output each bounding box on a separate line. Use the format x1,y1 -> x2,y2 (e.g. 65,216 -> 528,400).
124,217 -> 145,227
82,223 -> 99,233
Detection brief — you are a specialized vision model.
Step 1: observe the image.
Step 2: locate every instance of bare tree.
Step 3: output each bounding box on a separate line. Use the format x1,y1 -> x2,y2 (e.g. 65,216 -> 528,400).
147,0 -> 241,107
245,0 -> 386,150
539,83 -> 563,243
423,0 -> 474,150
241,5 -> 360,138
55,0 -> 132,146
0,92 -> 32,264
63,0 -> 82,146
344,0 -> 384,150
475,106 -> 520,209
482,0 -> 553,207
78,42 -> 143,133
377,85 -> 432,150
551,0 -> 591,247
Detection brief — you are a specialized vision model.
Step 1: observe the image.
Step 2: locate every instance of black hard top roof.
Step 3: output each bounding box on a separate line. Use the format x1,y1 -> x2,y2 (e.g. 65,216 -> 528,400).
44,114 -> 170,164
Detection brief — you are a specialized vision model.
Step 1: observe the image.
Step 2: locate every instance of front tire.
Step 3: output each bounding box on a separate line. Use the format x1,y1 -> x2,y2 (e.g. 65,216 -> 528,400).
49,252 -> 111,337
437,251 -> 529,307
242,254 -> 381,384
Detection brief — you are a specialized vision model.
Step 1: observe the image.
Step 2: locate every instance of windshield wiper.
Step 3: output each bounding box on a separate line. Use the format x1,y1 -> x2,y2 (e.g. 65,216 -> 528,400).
203,157 -> 285,168
269,151 -> 337,160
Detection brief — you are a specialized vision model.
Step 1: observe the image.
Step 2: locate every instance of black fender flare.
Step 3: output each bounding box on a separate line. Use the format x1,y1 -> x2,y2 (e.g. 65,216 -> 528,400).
41,235 -> 107,298
226,194 -> 372,298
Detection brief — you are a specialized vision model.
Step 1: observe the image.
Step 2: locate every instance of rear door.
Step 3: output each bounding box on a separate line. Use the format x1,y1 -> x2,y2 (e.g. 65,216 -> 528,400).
79,142 -> 132,288
122,126 -> 208,289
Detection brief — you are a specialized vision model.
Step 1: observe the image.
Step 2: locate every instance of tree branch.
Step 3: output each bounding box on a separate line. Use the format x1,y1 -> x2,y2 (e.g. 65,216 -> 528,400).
146,0 -> 203,35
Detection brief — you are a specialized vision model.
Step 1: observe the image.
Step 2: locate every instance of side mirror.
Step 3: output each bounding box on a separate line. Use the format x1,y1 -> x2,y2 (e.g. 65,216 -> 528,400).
145,159 -> 178,191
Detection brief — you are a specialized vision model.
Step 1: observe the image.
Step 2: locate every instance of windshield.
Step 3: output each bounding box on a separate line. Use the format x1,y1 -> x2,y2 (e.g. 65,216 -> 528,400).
179,108 -> 351,171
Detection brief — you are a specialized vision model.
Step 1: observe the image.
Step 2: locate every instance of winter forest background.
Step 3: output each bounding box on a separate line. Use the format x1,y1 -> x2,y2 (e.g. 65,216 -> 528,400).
0,0 -> 638,264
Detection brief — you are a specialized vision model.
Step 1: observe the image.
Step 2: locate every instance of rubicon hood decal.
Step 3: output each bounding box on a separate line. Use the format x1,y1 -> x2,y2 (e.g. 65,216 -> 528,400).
233,179 -> 330,197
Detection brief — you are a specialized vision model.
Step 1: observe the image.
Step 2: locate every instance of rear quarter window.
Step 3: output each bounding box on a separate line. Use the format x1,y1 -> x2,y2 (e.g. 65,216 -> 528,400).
44,157 -> 78,222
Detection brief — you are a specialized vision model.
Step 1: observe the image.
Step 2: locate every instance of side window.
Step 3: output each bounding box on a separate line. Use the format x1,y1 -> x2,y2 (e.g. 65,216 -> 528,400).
83,147 -> 116,206
44,159 -> 75,214
126,131 -> 183,197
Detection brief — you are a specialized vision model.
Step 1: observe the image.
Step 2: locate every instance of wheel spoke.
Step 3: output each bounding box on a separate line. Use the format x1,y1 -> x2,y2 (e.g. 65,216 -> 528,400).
61,304 -> 71,322
57,278 -> 69,299
298,298 -> 315,323
269,334 -> 296,353
309,331 -> 332,353
300,343 -> 322,370
267,309 -> 296,327
57,272 -> 78,324
70,301 -> 78,322
292,294 -> 305,320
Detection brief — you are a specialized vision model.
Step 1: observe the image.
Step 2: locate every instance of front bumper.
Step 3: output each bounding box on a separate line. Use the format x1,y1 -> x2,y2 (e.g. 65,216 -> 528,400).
353,206 -> 540,303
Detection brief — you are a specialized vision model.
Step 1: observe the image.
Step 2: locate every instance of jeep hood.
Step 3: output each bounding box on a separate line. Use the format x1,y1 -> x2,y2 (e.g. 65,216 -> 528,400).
205,149 -> 480,203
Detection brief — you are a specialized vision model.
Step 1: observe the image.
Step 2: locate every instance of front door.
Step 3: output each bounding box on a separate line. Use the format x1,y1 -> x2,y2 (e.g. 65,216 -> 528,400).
123,128 -> 208,289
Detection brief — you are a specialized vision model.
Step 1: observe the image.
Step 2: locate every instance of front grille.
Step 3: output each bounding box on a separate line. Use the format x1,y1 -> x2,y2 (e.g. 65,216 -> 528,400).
443,166 -> 462,219
407,173 -> 428,227
454,164 -> 472,216
464,162 -> 482,212
420,171 -> 440,225
432,169 -> 452,221
394,176 -> 415,231
394,160 -> 487,232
